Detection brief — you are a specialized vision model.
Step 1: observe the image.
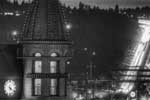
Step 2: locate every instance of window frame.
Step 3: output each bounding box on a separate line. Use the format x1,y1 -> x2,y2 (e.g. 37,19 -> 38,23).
49,53 -> 59,96
49,78 -> 59,96
49,53 -> 59,73
32,53 -> 42,96
33,53 -> 42,73
33,78 -> 42,96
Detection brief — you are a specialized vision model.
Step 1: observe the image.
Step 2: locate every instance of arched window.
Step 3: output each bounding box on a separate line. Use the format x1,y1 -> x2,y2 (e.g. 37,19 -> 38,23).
33,53 -> 42,95
50,52 -> 57,57
34,53 -> 42,73
50,53 -> 58,73
49,53 -> 58,95
35,53 -> 41,57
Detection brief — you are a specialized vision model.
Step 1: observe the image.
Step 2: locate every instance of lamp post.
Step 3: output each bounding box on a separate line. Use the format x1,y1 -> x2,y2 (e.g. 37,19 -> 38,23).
65,22 -> 72,39
66,23 -> 72,30
11,30 -> 20,44
87,62 -> 96,99
75,48 -> 96,100
84,48 -> 96,100
11,30 -> 18,40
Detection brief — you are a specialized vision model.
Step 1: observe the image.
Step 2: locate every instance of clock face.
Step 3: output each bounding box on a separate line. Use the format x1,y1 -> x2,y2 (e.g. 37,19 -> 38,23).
4,80 -> 16,96
130,91 -> 136,98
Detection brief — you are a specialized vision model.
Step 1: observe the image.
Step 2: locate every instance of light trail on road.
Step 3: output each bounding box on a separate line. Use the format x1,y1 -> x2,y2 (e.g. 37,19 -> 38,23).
118,19 -> 150,94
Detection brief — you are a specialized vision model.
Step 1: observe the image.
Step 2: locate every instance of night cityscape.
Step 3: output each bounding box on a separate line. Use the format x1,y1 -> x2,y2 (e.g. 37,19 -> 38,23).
0,0 -> 150,100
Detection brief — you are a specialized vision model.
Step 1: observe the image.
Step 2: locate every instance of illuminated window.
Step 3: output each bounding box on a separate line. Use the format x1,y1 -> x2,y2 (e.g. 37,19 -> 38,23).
50,53 -> 58,73
34,53 -> 42,73
34,79 -> 41,95
33,53 -> 42,96
50,79 -> 57,95
51,53 -> 57,57
35,61 -> 42,73
35,53 -> 41,57
49,53 -> 58,95
50,61 -> 57,73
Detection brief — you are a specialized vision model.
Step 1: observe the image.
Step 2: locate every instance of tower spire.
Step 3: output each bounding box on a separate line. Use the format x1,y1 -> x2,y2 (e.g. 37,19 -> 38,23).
23,0 -> 67,40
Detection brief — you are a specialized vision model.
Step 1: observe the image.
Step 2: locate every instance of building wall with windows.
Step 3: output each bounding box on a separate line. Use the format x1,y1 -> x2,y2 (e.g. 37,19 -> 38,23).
23,44 -> 72,100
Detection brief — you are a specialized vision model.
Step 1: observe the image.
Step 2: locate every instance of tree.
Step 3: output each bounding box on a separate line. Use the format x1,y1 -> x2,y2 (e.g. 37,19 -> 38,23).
79,2 -> 85,10
115,4 -> 119,13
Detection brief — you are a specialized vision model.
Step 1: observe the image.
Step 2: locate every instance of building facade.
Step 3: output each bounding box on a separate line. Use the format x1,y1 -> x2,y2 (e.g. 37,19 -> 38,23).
20,0 -> 72,100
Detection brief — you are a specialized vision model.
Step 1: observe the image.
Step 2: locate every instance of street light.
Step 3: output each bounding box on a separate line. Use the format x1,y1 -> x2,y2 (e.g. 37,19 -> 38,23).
67,61 -> 71,65
65,23 -> 72,30
83,48 -> 96,100
72,92 -> 78,98
11,30 -> 21,44
88,89 -> 92,94
11,30 -> 19,41
92,51 -> 96,56
84,48 -> 88,51
12,30 -> 18,36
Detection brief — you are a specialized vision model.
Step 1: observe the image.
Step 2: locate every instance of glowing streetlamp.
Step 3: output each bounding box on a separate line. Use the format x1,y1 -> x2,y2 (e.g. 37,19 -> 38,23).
11,30 -> 20,43
11,30 -> 19,41
87,89 -> 92,94
65,23 -> 72,30
92,51 -> 96,56
12,31 -> 18,36
72,92 -> 78,98
66,61 -> 71,65
84,48 -> 88,51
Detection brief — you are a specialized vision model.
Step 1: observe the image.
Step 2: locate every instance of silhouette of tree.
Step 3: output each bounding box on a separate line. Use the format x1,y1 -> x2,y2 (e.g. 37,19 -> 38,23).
79,2 -> 84,10
115,4 -> 119,13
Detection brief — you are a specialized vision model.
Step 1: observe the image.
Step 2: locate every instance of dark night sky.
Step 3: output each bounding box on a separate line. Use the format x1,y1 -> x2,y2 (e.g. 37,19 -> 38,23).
68,13 -> 138,78
0,15 -> 24,78
0,0 -> 139,79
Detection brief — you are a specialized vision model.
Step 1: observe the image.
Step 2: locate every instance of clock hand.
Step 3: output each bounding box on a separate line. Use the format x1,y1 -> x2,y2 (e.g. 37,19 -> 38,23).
9,86 -> 12,90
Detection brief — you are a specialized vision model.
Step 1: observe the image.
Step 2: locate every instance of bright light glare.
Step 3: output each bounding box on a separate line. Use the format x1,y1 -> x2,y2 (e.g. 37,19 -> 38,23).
94,91 -> 109,98
84,48 -> 88,51
118,19 -> 150,94
66,24 -> 72,30
7,0 -> 34,5
78,94 -> 84,100
88,89 -> 92,94
66,61 -> 71,64
12,31 -> 18,36
130,91 -> 136,98
72,92 -> 78,98
92,51 -> 96,56
140,96 -> 147,100
140,25 -> 150,43
4,12 -> 14,16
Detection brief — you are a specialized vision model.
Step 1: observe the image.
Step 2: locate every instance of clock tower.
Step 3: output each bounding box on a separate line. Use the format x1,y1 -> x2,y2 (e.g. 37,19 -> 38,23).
19,0 -> 72,100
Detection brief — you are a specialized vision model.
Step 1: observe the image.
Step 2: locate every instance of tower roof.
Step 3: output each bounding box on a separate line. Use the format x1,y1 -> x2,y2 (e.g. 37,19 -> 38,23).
23,0 -> 70,41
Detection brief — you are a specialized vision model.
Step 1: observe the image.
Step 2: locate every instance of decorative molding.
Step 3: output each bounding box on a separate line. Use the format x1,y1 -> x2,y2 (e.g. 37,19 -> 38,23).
26,73 -> 68,78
